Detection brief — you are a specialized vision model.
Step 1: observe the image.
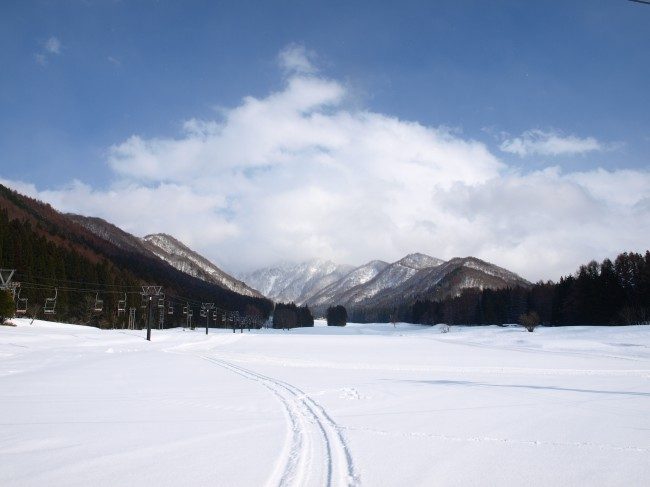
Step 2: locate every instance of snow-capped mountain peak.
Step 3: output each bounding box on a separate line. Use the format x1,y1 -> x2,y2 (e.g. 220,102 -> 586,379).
398,253 -> 445,269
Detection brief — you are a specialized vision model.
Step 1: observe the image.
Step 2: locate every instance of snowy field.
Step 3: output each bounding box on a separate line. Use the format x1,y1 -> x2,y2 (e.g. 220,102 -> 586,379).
1,319 -> 649,487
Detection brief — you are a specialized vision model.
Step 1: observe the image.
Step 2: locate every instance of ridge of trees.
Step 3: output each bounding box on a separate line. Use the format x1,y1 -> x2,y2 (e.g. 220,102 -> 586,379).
272,302 -> 314,329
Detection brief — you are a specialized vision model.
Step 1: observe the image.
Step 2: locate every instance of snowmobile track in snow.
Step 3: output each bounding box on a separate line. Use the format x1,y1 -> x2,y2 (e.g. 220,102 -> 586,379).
199,355 -> 358,487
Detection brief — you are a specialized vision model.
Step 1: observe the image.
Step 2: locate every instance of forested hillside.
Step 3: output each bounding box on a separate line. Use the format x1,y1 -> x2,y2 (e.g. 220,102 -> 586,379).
0,185 -> 272,326
363,251 -> 650,326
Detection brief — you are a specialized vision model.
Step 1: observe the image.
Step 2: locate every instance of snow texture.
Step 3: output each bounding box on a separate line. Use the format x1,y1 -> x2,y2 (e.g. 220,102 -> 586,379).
2,319 -> 649,486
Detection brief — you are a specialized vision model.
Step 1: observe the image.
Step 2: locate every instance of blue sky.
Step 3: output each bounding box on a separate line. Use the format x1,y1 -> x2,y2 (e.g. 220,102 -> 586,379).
1,0 -> 649,279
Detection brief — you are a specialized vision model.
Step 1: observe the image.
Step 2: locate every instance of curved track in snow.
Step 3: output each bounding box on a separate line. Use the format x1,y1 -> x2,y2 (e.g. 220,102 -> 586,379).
199,355 -> 358,487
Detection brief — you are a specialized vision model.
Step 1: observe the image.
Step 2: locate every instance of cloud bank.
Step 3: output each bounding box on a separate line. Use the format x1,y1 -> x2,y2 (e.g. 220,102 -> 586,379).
6,46 -> 650,281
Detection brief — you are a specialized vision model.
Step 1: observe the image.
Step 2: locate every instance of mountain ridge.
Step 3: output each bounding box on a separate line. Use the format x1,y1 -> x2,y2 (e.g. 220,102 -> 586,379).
243,253 -> 530,317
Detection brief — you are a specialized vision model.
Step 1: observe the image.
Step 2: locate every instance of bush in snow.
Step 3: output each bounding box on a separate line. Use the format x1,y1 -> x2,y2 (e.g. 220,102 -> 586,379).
519,311 -> 540,332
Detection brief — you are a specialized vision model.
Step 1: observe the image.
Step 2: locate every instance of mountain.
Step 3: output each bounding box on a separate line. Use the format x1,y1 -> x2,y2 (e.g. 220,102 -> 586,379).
337,253 -> 445,308
355,256 -> 531,316
0,184 -> 272,324
305,259 -> 389,313
308,253 -> 444,315
66,217 -> 262,299
240,259 -> 355,304
142,233 -> 262,298
302,253 -> 530,319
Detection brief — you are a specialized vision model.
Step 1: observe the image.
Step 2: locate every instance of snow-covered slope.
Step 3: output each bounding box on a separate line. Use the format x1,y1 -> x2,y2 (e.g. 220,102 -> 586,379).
341,253 -> 445,307
367,256 -> 531,309
305,260 -> 390,312
143,233 -> 263,298
240,259 -> 355,304
3,319 -> 649,486
67,214 -> 152,256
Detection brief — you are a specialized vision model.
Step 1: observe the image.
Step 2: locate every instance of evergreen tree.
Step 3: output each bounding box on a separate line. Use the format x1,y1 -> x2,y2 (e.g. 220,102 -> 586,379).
0,290 -> 15,324
326,305 -> 347,326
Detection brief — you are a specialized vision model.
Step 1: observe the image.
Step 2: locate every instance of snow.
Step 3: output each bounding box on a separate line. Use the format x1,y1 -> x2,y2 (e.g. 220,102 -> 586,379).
2,319 -> 649,486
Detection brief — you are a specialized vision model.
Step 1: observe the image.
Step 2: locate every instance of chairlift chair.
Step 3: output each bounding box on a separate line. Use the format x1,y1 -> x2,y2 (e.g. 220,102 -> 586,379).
157,295 -> 165,309
117,293 -> 127,315
168,303 -> 174,315
92,292 -> 103,313
43,288 -> 58,315
15,289 -> 27,314
141,295 -> 149,308
182,305 -> 188,316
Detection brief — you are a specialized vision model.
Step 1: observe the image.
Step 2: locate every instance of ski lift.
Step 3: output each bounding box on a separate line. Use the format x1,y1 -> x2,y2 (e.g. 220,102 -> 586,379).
200,308 -> 207,318
92,293 -> 103,313
15,289 -> 27,314
188,309 -> 193,318
167,303 -> 174,315
157,295 -> 165,309
43,288 -> 58,315
117,293 -> 127,315
141,295 -> 148,308
182,305 -> 188,316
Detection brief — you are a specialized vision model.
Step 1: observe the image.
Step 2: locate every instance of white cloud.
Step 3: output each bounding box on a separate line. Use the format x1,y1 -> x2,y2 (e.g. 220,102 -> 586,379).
7,46 -> 650,281
500,129 -> 602,157
34,36 -> 62,65
278,43 -> 317,75
44,37 -> 61,55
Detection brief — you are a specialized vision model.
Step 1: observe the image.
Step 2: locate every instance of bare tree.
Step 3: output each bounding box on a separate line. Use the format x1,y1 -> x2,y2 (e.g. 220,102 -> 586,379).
519,311 -> 540,332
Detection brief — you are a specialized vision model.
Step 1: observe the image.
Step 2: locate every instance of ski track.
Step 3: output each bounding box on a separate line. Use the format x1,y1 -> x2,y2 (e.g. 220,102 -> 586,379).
198,354 -> 358,487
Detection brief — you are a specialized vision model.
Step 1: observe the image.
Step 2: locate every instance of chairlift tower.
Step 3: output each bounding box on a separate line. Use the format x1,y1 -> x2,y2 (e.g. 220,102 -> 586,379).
0,269 -> 15,291
141,285 -> 162,341
202,302 -> 215,335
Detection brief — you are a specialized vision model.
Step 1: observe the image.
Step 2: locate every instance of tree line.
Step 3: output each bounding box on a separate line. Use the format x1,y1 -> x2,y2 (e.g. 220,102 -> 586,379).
272,302 -> 314,329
